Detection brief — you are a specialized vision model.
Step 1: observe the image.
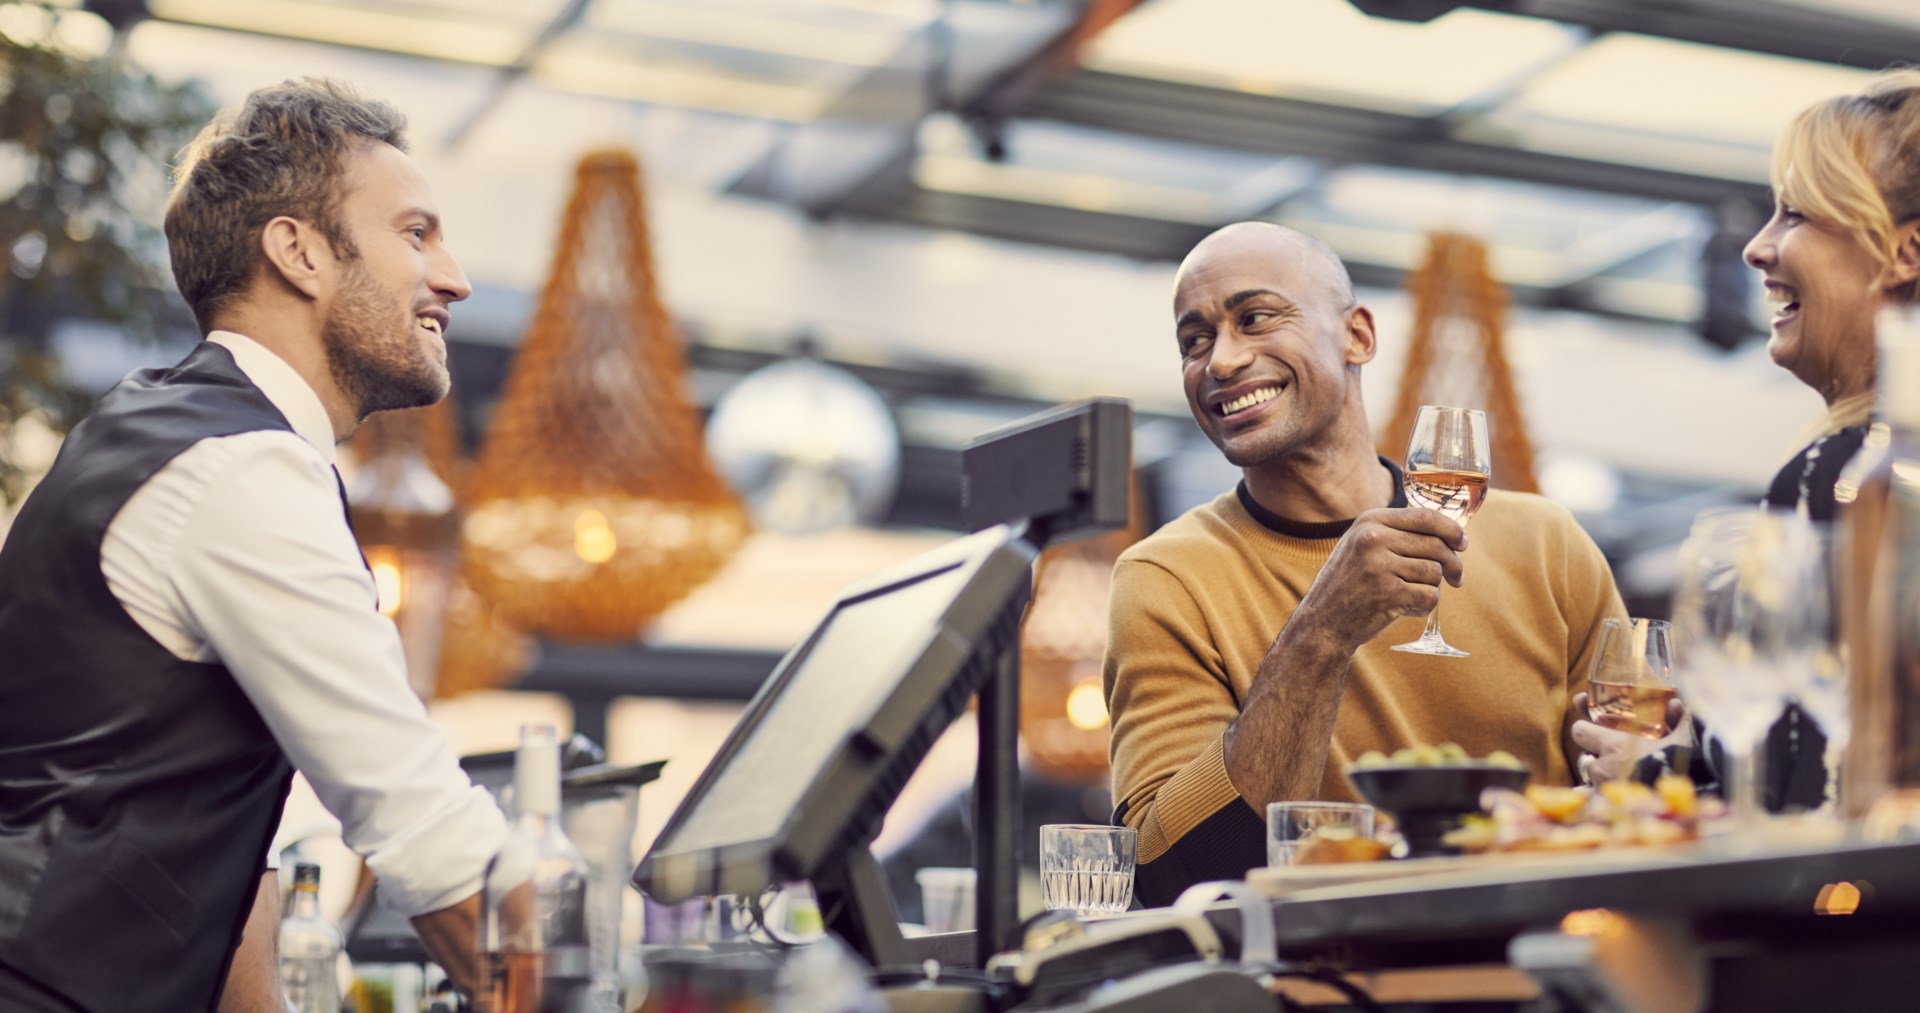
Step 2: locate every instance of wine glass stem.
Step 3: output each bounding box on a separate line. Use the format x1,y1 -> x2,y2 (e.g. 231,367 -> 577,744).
1724,748 -> 1766,826
1418,588 -> 1445,643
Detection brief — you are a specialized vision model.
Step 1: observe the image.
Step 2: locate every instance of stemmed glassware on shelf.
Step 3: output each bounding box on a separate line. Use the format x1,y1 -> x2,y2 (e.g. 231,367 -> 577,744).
1392,405 -> 1491,658
1669,507 -> 1830,826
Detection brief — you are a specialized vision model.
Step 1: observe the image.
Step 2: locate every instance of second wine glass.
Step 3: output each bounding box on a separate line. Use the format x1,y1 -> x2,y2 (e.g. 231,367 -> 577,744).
1587,617 -> 1689,778
1392,405 -> 1491,658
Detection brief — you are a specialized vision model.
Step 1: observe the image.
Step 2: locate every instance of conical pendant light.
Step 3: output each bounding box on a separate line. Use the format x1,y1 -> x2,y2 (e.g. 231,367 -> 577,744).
345,402 -> 460,699
346,398 -> 535,699
462,150 -> 749,641
1019,474 -> 1147,782
1380,232 -> 1539,492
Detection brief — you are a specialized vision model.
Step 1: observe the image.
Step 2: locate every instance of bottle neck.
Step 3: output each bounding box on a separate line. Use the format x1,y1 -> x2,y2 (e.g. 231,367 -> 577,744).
513,808 -> 562,836
514,738 -> 562,818
289,885 -> 322,920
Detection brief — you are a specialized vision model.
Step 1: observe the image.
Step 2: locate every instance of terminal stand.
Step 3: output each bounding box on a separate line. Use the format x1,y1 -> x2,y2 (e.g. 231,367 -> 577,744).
974,644 -> 1023,964
814,847 -> 913,970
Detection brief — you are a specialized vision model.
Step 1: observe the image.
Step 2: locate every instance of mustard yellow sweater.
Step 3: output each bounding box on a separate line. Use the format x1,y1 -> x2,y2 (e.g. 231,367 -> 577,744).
1104,481 -> 1625,904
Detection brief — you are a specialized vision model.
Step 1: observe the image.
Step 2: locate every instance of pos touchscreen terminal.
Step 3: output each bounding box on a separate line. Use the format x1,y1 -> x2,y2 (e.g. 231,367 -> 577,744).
632,398 -> 1131,972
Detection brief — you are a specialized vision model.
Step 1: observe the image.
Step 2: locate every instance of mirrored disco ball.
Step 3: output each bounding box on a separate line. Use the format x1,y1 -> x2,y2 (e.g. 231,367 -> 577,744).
705,357 -> 900,535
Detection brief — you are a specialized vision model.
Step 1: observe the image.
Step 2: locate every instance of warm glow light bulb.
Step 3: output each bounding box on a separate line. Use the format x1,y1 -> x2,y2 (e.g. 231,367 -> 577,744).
1065,682 -> 1109,731
367,549 -> 405,618
574,509 -> 618,564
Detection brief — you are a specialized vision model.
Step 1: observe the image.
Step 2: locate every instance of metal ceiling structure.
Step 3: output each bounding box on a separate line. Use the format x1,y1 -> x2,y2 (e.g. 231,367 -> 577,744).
11,0 -> 1877,681
102,0 -> 1920,334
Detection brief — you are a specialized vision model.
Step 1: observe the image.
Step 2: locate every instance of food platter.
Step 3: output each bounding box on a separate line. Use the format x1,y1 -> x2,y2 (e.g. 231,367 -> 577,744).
1245,843 -> 1702,899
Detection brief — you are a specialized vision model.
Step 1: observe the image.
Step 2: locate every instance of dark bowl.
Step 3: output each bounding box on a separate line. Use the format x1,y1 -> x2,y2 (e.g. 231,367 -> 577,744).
1345,763 -> 1531,857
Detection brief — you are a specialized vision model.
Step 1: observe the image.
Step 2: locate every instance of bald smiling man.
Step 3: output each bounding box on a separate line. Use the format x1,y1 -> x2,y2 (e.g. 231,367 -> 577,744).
1101,224 -> 1627,903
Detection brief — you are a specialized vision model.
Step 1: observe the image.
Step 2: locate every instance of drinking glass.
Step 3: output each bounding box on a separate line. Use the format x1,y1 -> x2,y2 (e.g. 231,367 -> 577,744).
1587,618 -> 1689,777
1266,802 -> 1375,866
1782,526 -> 1848,813
1392,405 -> 1491,658
913,867 -> 976,934
1669,508 -> 1815,824
1039,824 -> 1135,917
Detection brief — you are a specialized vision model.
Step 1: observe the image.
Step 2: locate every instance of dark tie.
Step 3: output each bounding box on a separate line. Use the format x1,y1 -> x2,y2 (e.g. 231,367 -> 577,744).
332,466 -> 375,579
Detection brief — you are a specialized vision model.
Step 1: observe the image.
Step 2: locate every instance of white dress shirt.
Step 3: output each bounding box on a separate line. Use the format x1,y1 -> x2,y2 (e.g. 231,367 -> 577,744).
99,330 -> 506,917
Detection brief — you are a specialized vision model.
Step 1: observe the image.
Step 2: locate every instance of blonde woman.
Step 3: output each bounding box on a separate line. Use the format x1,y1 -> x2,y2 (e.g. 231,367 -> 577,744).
1578,71 -> 1920,797
1746,68 -> 1920,520
1743,69 -> 1919,809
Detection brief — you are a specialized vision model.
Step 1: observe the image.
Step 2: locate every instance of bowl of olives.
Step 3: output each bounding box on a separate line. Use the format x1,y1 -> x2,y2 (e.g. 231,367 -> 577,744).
1345,744 -> 1530,858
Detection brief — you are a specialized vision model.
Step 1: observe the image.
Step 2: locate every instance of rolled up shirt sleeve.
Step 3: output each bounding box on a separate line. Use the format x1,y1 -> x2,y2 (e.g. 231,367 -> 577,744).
166,433 -> 507,916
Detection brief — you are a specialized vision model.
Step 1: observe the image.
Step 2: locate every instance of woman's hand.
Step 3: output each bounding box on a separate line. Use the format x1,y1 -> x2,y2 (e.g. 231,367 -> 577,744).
1569,693 -> 1689,784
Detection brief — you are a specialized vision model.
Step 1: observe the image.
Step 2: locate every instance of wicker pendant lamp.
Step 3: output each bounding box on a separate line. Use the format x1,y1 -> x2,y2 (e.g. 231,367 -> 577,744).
345,404 -> 460,700
1379,232 -> 1539,492
347,399 -> 535,699
1019,474 -> 1146,782
462,150 -> 749,641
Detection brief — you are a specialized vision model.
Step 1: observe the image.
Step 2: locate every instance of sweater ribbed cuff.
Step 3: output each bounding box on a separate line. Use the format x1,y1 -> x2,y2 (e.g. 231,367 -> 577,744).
1132,735 -> 1247,864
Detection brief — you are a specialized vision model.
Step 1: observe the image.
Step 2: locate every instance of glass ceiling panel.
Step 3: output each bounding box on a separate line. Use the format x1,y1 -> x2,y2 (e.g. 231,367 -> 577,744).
1769,0 -> 1920,31
584,0 -> 932,70
147,0 -> 567,66
914,115 -> 1318,224
1485,33 -> 1876,180
1279,165 -> 1707,294
1312,166 -> 1697,257
1083,0 -> 1582,115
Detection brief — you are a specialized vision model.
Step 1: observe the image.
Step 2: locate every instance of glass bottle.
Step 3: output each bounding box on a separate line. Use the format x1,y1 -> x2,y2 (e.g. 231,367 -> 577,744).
280,862 -> 344,1013
478,724 -> 593,1013
1840,305 -> 1920,824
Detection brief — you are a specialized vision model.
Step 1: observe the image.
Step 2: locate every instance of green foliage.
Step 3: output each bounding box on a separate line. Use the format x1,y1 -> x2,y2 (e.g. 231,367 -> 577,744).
0,2 -> 215,504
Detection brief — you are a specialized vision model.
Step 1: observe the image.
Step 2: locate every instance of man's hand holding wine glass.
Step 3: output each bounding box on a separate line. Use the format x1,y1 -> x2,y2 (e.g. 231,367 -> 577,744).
1292,507 -> 1468,654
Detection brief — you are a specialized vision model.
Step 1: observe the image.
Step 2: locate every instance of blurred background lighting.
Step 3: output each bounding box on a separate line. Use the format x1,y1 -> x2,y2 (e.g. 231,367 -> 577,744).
1064,681 -> 1107,731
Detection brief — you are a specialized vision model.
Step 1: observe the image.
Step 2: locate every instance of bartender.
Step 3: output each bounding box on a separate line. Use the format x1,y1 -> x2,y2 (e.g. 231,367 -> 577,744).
1102,223 -> 1627,905
0,78 -> 504,1011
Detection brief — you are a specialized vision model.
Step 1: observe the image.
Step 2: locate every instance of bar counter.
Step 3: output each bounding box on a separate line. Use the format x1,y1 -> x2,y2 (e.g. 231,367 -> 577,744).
912,832 -> 1920,1009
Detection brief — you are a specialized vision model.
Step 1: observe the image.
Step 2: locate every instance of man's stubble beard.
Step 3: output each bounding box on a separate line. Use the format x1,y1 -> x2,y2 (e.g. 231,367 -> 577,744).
322,258 -> 449,419
1214,396 -> 1322,470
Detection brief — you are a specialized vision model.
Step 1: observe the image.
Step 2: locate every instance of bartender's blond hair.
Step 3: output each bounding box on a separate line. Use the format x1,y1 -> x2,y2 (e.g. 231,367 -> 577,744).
1772,68 -> 1920,432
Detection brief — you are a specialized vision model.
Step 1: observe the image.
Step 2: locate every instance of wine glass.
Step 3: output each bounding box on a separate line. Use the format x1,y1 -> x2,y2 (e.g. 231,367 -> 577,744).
1669,508 -> 1816,824
1586,617 -> 1688,778
1763,520 -> 1844,813
1392,405 -> 1491,658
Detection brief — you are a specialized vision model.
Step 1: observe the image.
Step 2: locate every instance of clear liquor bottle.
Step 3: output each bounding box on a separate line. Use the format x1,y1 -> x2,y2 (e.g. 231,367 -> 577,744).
280,862 -> 343,1013
477,724 -> 593,1013
1840,306 -> 1920,824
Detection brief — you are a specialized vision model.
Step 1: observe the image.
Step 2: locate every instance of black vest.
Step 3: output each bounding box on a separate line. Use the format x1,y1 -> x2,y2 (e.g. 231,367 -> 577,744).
0,343 -> 302,1011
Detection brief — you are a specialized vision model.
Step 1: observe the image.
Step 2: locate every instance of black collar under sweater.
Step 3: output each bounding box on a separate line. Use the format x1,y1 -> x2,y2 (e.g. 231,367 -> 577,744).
1235,456 -> 1408,539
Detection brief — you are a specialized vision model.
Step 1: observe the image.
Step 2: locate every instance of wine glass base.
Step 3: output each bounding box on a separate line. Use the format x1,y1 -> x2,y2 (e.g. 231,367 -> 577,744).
1391,638 -> 1470,658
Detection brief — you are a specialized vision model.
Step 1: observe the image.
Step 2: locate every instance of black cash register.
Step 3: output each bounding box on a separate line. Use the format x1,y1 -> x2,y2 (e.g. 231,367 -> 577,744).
630,399 -> 1274,1010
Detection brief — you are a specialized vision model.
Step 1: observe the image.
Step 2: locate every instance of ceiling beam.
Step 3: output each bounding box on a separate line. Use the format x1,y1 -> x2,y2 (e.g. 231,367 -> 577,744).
443,0 -> 594,149
1438,0 -> 1920,72
830,160 -> 1700,327
1017,70 -> 1771,209
730,0 -> 1105,217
